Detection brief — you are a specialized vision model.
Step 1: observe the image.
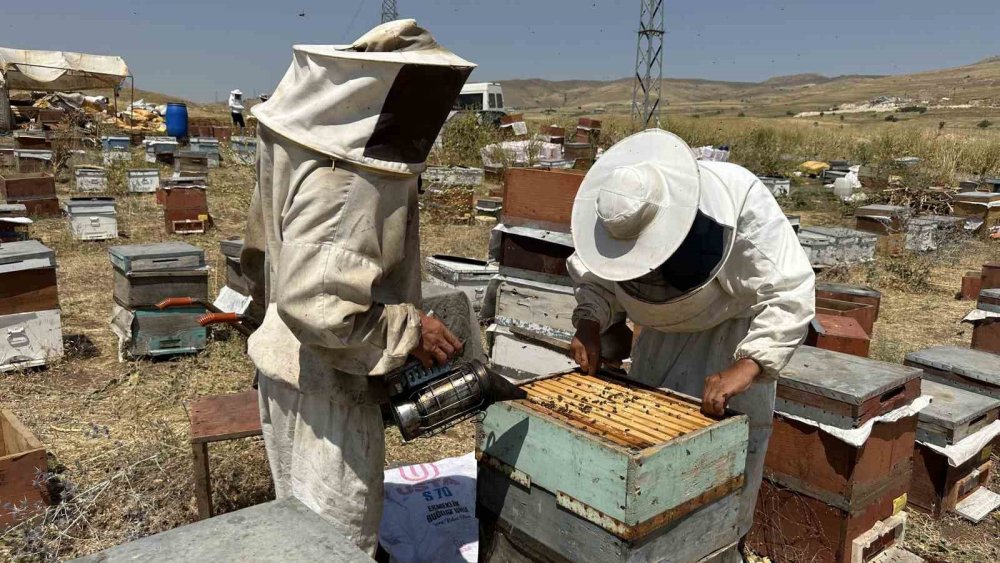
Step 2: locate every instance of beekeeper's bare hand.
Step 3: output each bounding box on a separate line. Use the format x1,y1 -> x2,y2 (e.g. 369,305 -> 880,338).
570,319 -> 602,375
414,313 -> 464,367
702,359 -> 761,417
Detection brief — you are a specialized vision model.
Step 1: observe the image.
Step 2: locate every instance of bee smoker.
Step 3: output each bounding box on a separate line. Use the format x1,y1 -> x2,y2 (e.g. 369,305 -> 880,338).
385,360 -> 525,442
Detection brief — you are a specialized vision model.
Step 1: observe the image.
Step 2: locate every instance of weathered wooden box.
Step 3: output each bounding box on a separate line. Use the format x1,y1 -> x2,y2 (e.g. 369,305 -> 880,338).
13,130 -> 51,150
425,255 -> 497,312
0,409 -> 49,528
486,325 -> 576,381
749,476 -> 909,563
806,314 -> 871,358
74,166 -> 107,193
162,186 -> 210,234
951,192 -> 1000,235
219,239 -> 250,295
502,168 -> 585,232
905,345 -> 1000,400
816,282 -> 881,321
109,242 -> 205,274
493,223 -> 574,277
908,380 -> 999,518
111,304 -> 207,359
0,309 -> 64,371
127,169 -> 160,193
0,171 -> 56,200
815,297 -> 876,335
800,227 -> 877,266
0,240 -> 59,317
113,268 -> 209,308
776,346 -> 922,429
477,371 -> 748,541
854,205 -> 909,235
490,274 -> 576,339
478,461 -> 741,563
14,149 -> 53,173
174,151 -> 210,176
64,197 -> 118,241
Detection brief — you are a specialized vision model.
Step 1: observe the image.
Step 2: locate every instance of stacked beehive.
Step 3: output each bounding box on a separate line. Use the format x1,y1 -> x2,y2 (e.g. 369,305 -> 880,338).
424,255 -> 497,313
0,240 -> 63,371
808,282 -> 882,358
477,370 -> 749,562
143,136 -> 179,164
159,175 -> 210,234
748,346 -> 923,563
482,167 -> 586,380
109,242 -> 209,360
189,137 -> 221,168
960,262 -> 1000,353
101,135 -> 132,165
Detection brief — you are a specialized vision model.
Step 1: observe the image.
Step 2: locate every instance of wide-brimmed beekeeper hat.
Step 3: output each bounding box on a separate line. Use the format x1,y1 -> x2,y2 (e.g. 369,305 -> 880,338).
252,19 -> 475,175
231,89 -> 242,96
571,129 -> 702,282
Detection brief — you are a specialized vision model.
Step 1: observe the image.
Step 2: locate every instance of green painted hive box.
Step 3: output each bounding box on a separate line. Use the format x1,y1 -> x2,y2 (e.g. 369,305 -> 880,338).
477,371 -> 748,540
111,304 -> 207,359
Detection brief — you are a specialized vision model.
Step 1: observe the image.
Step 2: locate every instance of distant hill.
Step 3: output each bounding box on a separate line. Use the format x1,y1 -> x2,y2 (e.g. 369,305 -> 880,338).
498,56 -> 1000,115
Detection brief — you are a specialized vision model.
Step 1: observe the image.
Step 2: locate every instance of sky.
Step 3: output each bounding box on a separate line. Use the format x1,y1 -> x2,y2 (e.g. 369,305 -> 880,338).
3,0 -> 999,102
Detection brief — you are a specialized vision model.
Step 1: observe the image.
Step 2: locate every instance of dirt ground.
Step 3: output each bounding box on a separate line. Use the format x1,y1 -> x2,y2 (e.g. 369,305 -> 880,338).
0,147 -> 997,562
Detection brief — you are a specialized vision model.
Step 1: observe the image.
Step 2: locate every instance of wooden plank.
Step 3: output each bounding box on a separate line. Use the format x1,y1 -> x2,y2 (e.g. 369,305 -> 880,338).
0,267 -> 59,315
502,168 -> 585,232
191,443 -> 213,520
954,485 -> 1000,523
917,380 -> 1000,446
477,462 -> 741,563
189,390 -> 262,443
765,413 -> 916,506
0,409 -> 48,528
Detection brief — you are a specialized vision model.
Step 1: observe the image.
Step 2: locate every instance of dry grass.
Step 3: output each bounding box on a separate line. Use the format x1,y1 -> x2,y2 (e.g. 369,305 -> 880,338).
1,115 -> 998,561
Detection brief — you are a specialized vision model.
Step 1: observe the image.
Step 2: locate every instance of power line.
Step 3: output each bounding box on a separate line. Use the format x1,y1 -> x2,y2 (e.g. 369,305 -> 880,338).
631,0 -> 664,129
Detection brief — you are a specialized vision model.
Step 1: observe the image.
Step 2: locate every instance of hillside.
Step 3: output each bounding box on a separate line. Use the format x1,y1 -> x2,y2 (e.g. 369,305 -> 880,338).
500,56 -> 1000,116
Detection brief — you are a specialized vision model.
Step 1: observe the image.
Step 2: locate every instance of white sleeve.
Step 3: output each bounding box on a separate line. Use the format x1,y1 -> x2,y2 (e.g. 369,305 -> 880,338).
725,183 -> 815,378
568,253 -> 627,332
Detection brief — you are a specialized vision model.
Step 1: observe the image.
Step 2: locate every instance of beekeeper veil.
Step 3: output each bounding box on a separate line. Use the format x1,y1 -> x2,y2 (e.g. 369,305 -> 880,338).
251,19 -> 476,175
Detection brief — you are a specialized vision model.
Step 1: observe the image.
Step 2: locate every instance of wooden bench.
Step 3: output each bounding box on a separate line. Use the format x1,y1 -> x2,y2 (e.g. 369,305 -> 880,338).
189,390 -> 262,520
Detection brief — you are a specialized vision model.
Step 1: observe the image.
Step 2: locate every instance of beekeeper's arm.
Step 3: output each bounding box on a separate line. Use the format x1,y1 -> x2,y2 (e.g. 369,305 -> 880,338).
705,182 -> 815,413
568,253 -> 628,374
274,167 -> 461,376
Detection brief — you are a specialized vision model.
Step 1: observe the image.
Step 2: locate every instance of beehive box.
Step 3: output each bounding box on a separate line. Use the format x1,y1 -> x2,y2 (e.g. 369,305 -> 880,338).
800,227 -> 877,266
127,169 -> 160,193
502,167 -> 585,231
174,151 -> 210,175
74,166 -> 107,192
815,296 -> 876,335
109,242 -> 205,274
111,304 -> 207,359
162,186 -> 210,234
0,216 -> 31,243
101,136 -> 130,151
776,346 -> 922,429
102,150 -> 132,165
905,218 -> 939,252
0,409 -> 49,528
494,223 -> 575,277
491,274 -> 576,338
910,381 -> 998,519
424,255 -> 497,312
854,205 -> 909,235
113,268 -> 209,308
0,172 -> 56,200
64,197 -> 118,241
806,314 -> 871,358
0,310 -> 64,371
816,282 -> 881,320
951,192 -> 1000,234
0,240 -> 59,317
905,346 -> 1000,400
486,325 -> 577,381
14,149 -> 53,173
478,371 -> 748,541
13,130 -> 51,150
219,238 -> 249,295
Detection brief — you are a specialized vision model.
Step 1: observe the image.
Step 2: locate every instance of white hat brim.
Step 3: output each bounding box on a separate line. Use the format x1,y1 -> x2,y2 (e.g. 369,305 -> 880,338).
571,129 -> 701,282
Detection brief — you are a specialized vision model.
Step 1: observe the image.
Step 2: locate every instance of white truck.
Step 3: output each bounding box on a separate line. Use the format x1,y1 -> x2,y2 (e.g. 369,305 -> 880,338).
455,82 -> 505,111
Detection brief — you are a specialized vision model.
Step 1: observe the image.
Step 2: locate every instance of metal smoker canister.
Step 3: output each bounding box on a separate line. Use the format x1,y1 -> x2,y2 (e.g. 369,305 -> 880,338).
391,361 -> 492,442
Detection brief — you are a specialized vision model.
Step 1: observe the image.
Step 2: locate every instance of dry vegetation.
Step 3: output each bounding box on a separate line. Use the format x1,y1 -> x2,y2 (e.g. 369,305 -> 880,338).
0,107 -> 998,562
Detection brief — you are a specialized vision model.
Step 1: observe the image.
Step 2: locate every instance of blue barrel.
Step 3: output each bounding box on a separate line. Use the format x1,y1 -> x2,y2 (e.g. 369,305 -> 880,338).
165,103 -> 189,138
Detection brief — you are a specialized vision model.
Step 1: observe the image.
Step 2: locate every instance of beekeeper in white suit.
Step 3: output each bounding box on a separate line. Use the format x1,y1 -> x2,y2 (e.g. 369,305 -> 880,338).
568,129 -> 815,550
240,20 -> 475,554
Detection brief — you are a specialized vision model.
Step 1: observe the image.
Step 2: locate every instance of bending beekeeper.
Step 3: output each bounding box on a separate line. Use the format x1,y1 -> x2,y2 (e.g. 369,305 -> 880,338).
240,20 -> 474,554
568,129 -> 815,547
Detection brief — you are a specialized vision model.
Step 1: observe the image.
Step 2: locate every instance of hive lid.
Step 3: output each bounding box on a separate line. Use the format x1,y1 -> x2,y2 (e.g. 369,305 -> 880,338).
0,239 -> 55,272
425,255 -> 497,281
65,197 -> 116,212
855,204 -> 909,217
905,346 -> 1000,386
801,226 -> 878,241
919,379 -> 1000,430
0,203 -> 28,216
108,242 -> 204,272
779,346 -> 922,406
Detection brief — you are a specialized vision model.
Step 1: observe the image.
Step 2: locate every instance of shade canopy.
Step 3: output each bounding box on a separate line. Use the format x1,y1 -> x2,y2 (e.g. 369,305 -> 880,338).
0,48 -> 128,91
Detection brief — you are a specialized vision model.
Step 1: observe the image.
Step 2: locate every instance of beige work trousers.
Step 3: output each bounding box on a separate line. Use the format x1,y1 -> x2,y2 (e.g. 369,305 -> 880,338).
257,374 -> 385,555
628,317 -> 777,539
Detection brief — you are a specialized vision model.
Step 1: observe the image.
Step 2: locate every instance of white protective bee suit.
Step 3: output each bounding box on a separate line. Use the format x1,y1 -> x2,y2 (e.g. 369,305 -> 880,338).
240,20 -> 474,553
568,130 -> 815,538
